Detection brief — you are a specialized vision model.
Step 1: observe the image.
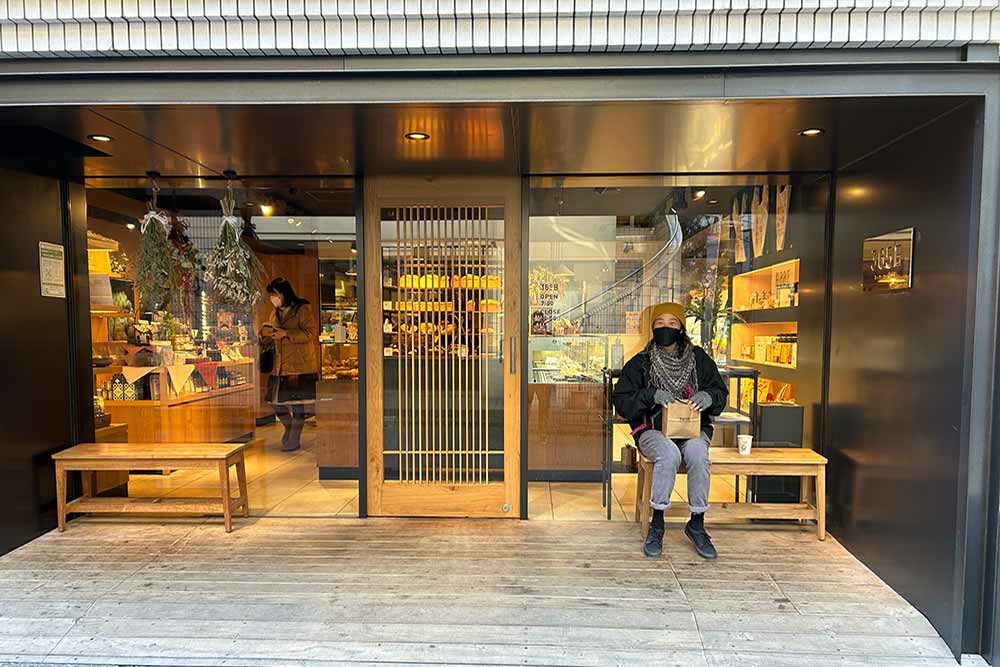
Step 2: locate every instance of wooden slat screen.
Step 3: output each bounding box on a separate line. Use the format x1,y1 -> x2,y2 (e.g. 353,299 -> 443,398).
383,205 -> 504,484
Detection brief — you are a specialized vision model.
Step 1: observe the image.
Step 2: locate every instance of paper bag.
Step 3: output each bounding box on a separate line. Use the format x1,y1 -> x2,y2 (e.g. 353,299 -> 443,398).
662,401 -> 702,440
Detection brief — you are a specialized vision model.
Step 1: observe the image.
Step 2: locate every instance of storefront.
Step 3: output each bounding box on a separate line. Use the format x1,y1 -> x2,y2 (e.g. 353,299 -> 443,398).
1,49 -> 1000,661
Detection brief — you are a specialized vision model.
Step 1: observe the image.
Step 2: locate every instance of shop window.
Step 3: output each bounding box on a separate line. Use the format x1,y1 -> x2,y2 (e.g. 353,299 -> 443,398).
85,180 -> 361,514
526,177 -> 829,513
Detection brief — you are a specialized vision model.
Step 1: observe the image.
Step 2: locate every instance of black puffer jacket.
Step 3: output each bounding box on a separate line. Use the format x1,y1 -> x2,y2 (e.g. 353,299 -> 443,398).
612,345 -> 729,440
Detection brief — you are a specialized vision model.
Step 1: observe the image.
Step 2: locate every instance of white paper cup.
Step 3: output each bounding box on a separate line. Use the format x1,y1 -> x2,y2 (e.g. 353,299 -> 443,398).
737,434 -> 753,456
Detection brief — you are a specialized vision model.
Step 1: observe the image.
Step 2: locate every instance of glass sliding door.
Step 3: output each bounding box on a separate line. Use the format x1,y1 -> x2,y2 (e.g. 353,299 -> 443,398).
364,177 -> 521,517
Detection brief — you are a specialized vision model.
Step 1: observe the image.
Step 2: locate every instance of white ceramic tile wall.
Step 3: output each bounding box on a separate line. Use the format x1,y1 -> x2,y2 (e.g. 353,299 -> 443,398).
0,0 -> 998,57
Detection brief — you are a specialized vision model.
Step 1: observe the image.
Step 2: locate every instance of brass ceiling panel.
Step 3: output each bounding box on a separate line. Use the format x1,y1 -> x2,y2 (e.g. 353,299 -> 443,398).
0,96 -> 969,179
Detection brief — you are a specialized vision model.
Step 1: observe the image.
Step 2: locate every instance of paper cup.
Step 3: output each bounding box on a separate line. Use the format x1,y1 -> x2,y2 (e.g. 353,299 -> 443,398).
737,434 -> 753,456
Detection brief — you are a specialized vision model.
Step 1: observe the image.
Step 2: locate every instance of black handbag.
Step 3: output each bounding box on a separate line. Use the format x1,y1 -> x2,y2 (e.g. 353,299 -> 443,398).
259,341 -> 275,373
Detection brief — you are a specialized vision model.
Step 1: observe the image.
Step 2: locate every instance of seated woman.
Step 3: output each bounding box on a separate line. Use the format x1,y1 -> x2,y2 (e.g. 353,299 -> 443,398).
612,302 -> 729,559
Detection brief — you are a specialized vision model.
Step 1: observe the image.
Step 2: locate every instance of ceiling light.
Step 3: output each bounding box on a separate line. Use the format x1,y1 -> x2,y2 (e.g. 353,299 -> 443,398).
707,199 -> 719,205
260,203 -> 274,216
405,132 -> 431,141
88,134 -> 113,143
287,218 -> 295,225
126,222 -> 136,230
799,128 -> 824,137
351,243 -> 358,254
694,190 -> 706,200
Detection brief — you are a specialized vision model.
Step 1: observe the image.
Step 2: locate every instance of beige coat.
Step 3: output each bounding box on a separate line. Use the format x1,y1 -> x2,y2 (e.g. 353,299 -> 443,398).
266,303 -> 319,376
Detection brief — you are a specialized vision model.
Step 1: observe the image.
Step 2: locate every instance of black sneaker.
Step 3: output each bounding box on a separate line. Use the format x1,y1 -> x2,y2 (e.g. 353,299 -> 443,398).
684,522 -> 718,560
643,524 -> 665,558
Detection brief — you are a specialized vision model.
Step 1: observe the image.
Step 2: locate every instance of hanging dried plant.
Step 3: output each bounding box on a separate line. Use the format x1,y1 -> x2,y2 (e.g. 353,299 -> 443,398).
135,208 -> 174,311
205,187 -> 265,306
167,216 -> 201,320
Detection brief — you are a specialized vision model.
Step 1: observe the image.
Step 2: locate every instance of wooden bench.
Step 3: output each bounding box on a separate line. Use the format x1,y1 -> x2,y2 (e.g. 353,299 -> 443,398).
53,443 -> 249,533
635,446 -> 827,540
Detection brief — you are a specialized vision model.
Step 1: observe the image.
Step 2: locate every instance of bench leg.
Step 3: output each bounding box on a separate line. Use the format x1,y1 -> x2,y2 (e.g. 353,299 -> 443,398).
634,462 -> 645,525
816,467 -> 826,541
219,461 -> 233,533
799,475 -> 814,526
235,458 -> 249,518
639,462 -> 653,539
56,462 -> 67,532
81,471 -> 96,498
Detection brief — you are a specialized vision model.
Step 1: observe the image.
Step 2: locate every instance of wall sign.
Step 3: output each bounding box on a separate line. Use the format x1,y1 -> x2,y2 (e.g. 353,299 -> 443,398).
862,228 -> 914,293
39,241 -> 66,298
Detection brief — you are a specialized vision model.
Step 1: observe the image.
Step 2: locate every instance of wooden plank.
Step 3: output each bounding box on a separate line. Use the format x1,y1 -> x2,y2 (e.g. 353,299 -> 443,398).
709,448 -> 827,464
53,442 -> 245,460
364,176 -> 385,514
379,483 -> 509,517
65,497 -> 226,513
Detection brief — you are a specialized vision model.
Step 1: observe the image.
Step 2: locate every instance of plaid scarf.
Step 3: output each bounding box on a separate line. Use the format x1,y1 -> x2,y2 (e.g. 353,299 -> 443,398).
647,339 -> 698,399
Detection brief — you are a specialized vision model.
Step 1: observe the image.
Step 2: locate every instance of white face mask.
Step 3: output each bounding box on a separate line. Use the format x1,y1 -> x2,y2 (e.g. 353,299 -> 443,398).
270,295 -> 282,308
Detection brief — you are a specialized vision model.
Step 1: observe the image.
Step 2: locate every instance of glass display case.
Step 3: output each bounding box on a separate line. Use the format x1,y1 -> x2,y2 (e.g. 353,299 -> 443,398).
529,335 -> 609,384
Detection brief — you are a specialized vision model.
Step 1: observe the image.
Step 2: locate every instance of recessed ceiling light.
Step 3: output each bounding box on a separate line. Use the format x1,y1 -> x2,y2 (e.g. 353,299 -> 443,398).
405,132 -> 431,141
799,128 -> 824,137
287,218 -> 295,225
694,190 -> 707,200
126,222 -> 136,230
707,199 -> 719,205
88,134 -> 113,143
260,203 -> 274,216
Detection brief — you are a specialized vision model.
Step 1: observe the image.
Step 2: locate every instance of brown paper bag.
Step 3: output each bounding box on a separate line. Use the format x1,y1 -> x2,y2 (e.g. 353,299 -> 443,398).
662,401 -> 702,440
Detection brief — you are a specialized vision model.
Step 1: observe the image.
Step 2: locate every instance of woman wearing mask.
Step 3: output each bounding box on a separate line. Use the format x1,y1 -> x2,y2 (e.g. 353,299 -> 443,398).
261,278 -> 318,452
612,302 -> 728,560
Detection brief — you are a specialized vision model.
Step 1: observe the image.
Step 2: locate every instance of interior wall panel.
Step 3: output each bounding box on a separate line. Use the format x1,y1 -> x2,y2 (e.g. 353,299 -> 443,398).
827,104 -> 978,657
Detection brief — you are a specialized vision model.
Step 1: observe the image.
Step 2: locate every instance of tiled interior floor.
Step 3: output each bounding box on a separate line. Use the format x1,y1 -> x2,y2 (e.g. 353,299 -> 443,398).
126,420 -> 740,522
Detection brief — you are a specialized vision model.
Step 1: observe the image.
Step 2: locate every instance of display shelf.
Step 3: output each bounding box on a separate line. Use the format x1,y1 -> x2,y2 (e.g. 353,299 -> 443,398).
732,258 -> 800,312
730,360 -> 798,385
167,384 -> 254,406
731,357 -> 796,371
735,306 -> 799,323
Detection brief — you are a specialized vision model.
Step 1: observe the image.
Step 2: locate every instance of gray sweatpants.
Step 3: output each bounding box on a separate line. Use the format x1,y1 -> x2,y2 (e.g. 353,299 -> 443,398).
637,429 -> 711,514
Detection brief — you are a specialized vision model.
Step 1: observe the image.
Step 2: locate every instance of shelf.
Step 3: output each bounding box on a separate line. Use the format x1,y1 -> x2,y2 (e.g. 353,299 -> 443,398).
735,306 -> 799,323
732,357 -> 796,371
90,310 -> 132,318
321,340 -> 359,345
385,285 -> 503,292
167,384 -> 254,406
730,359 -> 798,384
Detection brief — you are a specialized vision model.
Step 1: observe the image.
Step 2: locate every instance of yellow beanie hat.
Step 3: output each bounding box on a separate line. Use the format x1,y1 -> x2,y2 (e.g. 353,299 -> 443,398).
639,302 -> 687,344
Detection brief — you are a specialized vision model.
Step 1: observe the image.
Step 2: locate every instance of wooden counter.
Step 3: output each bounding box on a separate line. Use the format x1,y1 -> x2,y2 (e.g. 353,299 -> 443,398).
527,382 -> 604,479
314,378 -> 360,472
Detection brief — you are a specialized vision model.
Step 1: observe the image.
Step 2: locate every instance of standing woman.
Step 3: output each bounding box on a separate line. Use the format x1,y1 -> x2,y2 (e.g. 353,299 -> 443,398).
612,302 -> 728,559
261,278 -> 318,452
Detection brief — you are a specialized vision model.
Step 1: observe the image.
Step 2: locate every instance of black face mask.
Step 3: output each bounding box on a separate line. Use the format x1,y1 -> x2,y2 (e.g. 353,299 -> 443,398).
652,326 -> 681,347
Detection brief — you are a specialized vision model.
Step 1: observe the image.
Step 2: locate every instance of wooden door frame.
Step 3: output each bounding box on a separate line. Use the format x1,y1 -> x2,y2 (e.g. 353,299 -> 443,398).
363,175 -> 522,517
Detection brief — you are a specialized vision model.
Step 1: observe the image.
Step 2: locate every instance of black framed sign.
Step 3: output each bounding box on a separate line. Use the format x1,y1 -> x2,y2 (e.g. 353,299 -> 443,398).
862,227 -> 914,293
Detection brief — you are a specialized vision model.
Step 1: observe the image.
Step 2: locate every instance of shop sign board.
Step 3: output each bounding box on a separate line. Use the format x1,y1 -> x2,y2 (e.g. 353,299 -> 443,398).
862,228 -> 914,293
39,241 -> 66,298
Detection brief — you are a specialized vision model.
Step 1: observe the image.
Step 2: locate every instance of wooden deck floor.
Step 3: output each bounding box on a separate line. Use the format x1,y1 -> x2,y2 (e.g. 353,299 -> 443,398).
0,517 -> 963,666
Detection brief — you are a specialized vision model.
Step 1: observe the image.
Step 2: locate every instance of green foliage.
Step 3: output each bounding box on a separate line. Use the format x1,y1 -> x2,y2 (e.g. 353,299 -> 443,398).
135,213 -> 173,310
205,217 -> 265,306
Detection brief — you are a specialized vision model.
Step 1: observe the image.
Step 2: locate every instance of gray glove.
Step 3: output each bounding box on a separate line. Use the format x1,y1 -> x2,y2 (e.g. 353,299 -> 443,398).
690,391 -> 713,411
653,389 -> 675,405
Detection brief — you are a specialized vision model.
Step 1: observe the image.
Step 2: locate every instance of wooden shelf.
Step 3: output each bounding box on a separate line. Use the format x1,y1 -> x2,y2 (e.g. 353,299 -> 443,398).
732,357 -> 796,371
735,306 -> 799,323
730,359 -> 799,384
167,384 -> 254,406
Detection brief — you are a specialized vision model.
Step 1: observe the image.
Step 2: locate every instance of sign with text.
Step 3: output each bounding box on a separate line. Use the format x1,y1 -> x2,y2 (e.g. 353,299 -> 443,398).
39,241 -> 66,298
862,228 -> 914,293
